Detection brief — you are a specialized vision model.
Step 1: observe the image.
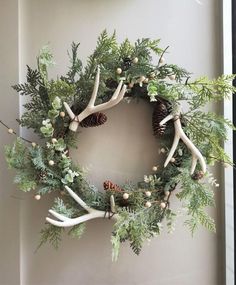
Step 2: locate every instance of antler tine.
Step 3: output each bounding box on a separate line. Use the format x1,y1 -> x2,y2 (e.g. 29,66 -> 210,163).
46,213 -> 101,227
64,185 -> 91,212
63,102 -> 79,132
88,65 -> 100,107
48,209 -> 71,221
91,82 -> 127,113
159,113 -> 174,125
160,107 -> 206,174
64,102 -> 75,120
110,195 -> 116,213
64,66 -> 126,132
164,133 -> 179,167
46,186 -> 117,227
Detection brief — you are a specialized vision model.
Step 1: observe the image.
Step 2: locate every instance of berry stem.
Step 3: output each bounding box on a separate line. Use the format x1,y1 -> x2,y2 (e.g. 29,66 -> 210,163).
0,120 -> 33,144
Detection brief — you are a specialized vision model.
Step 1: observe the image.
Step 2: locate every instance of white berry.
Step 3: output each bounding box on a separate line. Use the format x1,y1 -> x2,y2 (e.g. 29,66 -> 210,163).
160,202 -> 166,209
160,148 -> 166,154
123,193 -> 129,200
160,57 -> 165,64
48,160 -> 55,166
34,194 -> 41,200
165,191 -> 170,196
152,166 -> 158,172
31,142 -> 37,147
8,128 -> 14,134
170,157 -> 176,163
145,191 -> 152,197
116,68 -> 122,75
51,138 -> 57,144
133,57 -> 138,64
60,111 -> 65,118
145,201 -> 152,208
169,74 -> 176,80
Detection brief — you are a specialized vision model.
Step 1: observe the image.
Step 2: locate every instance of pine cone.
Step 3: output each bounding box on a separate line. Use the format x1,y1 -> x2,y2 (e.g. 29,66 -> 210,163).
54,129 -> 66,138
70,104 -> 108,128
106,78 -> 118,89
80,112 -> 107,128
129,83 -> 148,98
122,57 -> 132,71
38,171 -> 47,182
191,170 -> 204,180
104,180 -> 123,192
152,102 -> 170,137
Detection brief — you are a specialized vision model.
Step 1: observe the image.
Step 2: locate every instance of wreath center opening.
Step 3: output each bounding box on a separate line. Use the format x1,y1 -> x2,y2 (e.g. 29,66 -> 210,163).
70,100 -> 161,189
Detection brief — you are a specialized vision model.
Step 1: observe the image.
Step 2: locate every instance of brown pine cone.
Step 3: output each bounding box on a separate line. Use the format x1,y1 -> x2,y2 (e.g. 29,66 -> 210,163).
38,171 -> 47,182
103,180 -> 123,192
152,102 -> 171,137
106,78 -> 118,89
54,129 -> 66,138
191,170 -> 205,180
80,112 -> 107,128
129,83 -> 148,98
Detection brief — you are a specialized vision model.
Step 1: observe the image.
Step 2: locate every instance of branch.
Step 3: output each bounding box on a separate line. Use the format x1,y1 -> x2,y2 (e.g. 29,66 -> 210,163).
46,186 -> 117,227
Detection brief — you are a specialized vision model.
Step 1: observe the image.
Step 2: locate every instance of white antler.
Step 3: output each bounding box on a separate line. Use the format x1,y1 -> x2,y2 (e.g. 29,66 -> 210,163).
46,186 -> 117,227
64,66 -> 127,132
160,106 -> 206,175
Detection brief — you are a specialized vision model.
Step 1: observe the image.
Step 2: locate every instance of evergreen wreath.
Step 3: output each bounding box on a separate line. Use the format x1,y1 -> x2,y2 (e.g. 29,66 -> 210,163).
1,31 -> 235,260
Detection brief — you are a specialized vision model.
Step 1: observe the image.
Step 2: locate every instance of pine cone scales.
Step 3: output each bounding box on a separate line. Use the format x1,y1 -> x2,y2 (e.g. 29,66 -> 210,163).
122,57 -> 132,71
71,104 -> 107,128
38,171 -> 47,182
104,180 -> 123,192
152,102 -> 169,137
192,170 -> 204,180
80,112 -> 107,128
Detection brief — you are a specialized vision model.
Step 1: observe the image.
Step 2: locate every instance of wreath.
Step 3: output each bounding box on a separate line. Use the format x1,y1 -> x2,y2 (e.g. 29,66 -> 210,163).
1,31 -> 235,260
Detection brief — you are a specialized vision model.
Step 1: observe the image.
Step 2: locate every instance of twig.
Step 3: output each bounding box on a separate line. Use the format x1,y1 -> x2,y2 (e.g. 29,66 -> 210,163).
161,191 -> 172,219
157,46 -> 169,68
185,76 -> 191,85
0,120 -> 33,144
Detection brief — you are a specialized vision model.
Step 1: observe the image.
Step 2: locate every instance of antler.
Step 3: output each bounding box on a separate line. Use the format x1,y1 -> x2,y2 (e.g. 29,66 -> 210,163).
64,66 -> 127,132
160,106 -> 206,175
46,186 -> 117,227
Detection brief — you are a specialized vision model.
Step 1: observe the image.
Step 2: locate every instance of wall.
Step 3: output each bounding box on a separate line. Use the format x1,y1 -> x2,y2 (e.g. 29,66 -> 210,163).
0,0 -> 225,284
0,1 -> 20,285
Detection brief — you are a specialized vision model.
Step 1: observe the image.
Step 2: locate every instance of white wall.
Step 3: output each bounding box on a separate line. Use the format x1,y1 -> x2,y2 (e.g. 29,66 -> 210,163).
0,0 -> 226,284
0,1 -> 20,285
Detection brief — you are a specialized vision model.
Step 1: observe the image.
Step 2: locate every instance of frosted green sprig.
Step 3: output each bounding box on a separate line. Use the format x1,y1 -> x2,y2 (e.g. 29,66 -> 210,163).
61,169 -> 80,184
40,119 -> 54,137
37,45 -> 55,83
52,96 -> 62,110
147,80 -> 158,101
